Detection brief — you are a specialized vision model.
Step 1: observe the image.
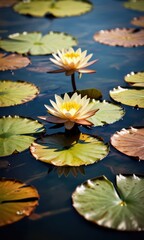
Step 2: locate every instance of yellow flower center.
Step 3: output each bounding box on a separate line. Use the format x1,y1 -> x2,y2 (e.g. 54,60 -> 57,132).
64,52 -> 80,59
61,101 -> 81,112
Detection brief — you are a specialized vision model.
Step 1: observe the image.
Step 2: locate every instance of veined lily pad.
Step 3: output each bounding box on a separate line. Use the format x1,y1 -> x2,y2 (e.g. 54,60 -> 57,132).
0,0 -> 18,7
72,174 -> 144,231
93,28 -> 144,47
13,0 -> 92,18
124,0 -> 144,12
124,71 -> 144,87
0,80 -> 39,107
0,116 -> 45,157
131,16 -> 144,27
30,132 -> 109,166
0,31 -> 77,55
110,86 -> 144,108
88,100 -> 125,126
111,127 -> 144,160
0,53 -> 31,71
0,178 -> 39,227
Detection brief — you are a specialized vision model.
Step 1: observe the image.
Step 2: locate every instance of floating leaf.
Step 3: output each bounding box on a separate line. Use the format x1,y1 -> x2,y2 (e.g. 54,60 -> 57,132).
0,80 -> 39,107
88,100 -> 125,126
111,127 -> 144,160
0,0 -> 18,7
76,88 -> 102,100
110,87 -> 144,108
0,116 -> 45,157
13,0 -> 92,18
72,174 -> 144,231
93,28 -> 144,47
0,31 -> 77,55
0,53 -> 31,71
124,71 -> 144,87
30,132 -> 109,167
0,178 -> 39,227
131,16 -> 144,27
124,0 -> 144,12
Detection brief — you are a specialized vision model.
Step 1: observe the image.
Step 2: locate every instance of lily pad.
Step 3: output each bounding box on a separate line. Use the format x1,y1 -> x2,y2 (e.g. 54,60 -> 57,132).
72,174 -> 144,231
124,71 -> 144,87
0,116 -> 45,157
13,0 -> 92,18
30,132 -> 109,166
0,178 -> 39,227
93,28 -> 144,47
111,127 -> 144,160
0,0 -> 18,7
88,100 -> 125,126
124,0 -> 144,12
0,53 -> 31,71
77,88 -> 102,100
0,31 -> 77,55
0,80 -> 39,107
109,86 -> 144,108
131,16 -> 144,27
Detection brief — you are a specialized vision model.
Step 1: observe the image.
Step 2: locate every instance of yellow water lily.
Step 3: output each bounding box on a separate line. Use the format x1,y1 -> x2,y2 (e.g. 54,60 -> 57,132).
39,92 -> 98,130
49,48 -> 98,76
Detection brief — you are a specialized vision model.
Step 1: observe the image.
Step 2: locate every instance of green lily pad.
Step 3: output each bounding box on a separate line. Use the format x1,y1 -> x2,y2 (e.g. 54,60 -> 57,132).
111,127 -> 144,160
0,178 -> 39,227
109,87 -> 144,108
13,0 -> 92,18
88,100 -> 125,126
0,116 -> 45,157
0,31 -> 77,55
124,71 -> 144,87
77,88 -> 102,100
30,132 -> 109,166
0,80 -> 39,107
72,174 -> 144,231
124,0 -> 144,12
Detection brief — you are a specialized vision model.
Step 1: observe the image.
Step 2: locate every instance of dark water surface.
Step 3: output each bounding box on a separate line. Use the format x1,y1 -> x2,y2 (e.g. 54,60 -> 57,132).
0,0 -> 144,239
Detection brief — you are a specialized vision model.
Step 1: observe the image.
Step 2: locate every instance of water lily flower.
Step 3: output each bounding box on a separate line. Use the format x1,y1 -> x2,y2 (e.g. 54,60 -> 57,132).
39,92 -> 98,130
49,48 -> 98,76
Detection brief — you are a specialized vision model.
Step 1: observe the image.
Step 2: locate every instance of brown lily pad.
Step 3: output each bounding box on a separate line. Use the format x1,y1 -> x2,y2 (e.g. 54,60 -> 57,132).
131,16 -> 144,27
0,178 -> 39,226
0,0 -> 18,7
93,28 -> 144,47
0,53 -> 31,71
111,127 -> 144,160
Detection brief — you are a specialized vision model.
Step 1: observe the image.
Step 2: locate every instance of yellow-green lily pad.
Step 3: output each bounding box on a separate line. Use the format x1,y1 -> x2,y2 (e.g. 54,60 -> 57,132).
30,132 -> 109,166
0,31 -> 77,55
124,71 -> 144,87
124,0 -> 144,12
0,116 -> 45,157
0,178 -> 39,227
72,174 -> 144,231
0,80 -> 39,107
13,0 -> 92,18
109,87 -> 144,108
88,100 -> 125,126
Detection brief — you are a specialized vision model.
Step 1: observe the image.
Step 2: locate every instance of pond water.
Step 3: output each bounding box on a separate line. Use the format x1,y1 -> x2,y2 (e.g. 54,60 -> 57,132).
0,0 -> 144,239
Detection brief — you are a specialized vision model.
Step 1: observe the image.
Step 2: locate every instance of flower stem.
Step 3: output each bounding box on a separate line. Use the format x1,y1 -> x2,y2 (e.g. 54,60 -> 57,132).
71,73 -> 77,92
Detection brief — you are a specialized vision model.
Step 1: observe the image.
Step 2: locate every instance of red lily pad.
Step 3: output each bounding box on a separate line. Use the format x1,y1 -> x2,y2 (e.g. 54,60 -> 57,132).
93,28 -> 144,47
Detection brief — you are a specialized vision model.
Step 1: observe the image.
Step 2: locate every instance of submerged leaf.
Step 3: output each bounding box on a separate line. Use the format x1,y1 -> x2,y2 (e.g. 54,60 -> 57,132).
110,86 -> 144,108
0,116 -> 45,157
124,71 -> 144,87
0,178 -> 39,226
131,16 -> 144,27
111,127 -> 144,160
93,28 -> 144,47
30,132 -> 109,167
0,80 -> 39,107
0,31 -> 77,55
13,0 -> 92,17
124,0 -> 144,12
88,100 -> 125,126
72,174 -> 144,231
0,53 -> 31,71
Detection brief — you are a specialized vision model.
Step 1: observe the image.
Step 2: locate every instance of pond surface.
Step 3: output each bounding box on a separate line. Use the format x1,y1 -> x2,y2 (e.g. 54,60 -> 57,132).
0,0 -> 144,239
